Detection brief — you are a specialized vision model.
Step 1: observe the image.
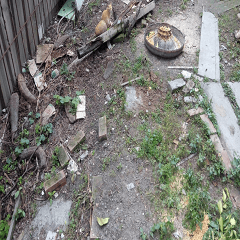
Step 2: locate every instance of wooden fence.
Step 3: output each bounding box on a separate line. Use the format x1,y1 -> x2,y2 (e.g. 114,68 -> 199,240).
0,0 -> 63,113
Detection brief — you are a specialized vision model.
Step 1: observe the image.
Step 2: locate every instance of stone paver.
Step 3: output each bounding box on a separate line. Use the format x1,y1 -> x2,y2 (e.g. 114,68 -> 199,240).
58,146 -> 70,166
99,116 -> 107,141
198,12 -> 220,81
200,114 -> 217,134
125,86 -> 143,111
68,130 -> 85,152
168,78 -> 186,93
210,134 -> 224,153
44,170 -> 66,196
104,61 -> 114,80
228,82 -> 240,108
202,82 -> 240,159
76,95 -> 86,119
188,107 -> 204,116
181,70 -> 192,79
90,176 -> 103,239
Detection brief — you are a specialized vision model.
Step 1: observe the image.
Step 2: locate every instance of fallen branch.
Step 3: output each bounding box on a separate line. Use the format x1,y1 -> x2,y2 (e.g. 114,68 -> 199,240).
77,1 -> 155,58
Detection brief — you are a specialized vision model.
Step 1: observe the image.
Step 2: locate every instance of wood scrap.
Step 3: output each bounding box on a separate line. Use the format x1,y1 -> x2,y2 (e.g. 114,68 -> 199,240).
127,0 -> 143,38
77,1 -> 155,58
121,77 -> 141,86
18,74 -> 37,104
9,93 -> 19,140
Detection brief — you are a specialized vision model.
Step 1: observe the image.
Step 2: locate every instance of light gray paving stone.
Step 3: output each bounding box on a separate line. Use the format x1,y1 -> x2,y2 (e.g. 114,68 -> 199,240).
202,82 -> 240,160
227,82 -> 240,108
198,12 -> 220,81
168,78 -> 186,93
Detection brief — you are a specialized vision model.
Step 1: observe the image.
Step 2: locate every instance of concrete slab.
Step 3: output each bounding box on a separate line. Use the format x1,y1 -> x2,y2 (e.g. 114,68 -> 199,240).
208,0 -> 240,15
125,86 -> 143,111
228,82 -> 240,108
198,12 -> 220,81
23,198 -> 72,239
202,82 -> 240,159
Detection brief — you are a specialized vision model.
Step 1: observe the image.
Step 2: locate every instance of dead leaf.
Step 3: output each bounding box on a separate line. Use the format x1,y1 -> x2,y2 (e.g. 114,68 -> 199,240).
206,158 -> 210,166
97,217 -> 109,226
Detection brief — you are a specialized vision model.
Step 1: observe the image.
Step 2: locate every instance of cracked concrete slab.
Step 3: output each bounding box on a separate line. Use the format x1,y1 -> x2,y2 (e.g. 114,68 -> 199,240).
228,82 -> 240,108
198,12 -> 220,81
23,198 -> 72,240
202,82 -> 240,159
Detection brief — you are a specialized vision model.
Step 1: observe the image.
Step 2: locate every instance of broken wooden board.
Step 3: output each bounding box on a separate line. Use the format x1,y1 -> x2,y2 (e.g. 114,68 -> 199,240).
36,44 -> 53,64
77,1 -> 155,58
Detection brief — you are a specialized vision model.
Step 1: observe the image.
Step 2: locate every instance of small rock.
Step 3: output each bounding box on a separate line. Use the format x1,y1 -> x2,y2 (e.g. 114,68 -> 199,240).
46,231 -> 57,240
103,142 -> 108,148
135,147 -> 140,152
106,94 -> 111,102
181,70 -> 192,79
127,183 -> 135,191
86,68 -> 90,72
235,30 -> 240,39
2,108 -> 6,113
80,150 -> 89,161
141,19 -> 147,27
182,79 -> 195,93
182,189 -> 186,195
67,159 -> 78,172
220,44 -> 227,51
51,69 -> 59,79
148,102 -> 151,106
61,233 -> 64,239
173,230 -> 182,239
184,96 -> 197,103
168,78 -> 186,93
41,191 -> 45,196
104,61 -> 114,79
198,95 -> 203,102
237,13 -> 240,20
22,68 -> 26,73
54,192 -> 58,198
192,74 -> 203,82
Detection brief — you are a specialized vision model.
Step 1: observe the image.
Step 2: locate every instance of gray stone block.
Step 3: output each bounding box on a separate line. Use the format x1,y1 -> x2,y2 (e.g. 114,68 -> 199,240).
168,78 -> 186,93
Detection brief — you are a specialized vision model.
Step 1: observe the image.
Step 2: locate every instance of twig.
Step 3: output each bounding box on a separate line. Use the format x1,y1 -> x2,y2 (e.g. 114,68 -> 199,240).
2,147 -> 39,202
177,153 -> 197,167
0,111 -> 9,150
57,8 -> 76,35
4,173 -> 15,186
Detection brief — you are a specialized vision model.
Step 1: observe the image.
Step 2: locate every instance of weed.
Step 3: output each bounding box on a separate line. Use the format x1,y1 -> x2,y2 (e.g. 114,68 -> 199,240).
117,162 -> 122,171
140,228 -> 147,240
51,146 -> 60,166
102,157 -> 111,170
204,188 -> 240,239
60,62 -> 76,81
228,157 -> 240,186
48,191 -> 56,206
15,209 -> 25,221
0,214 -> 11,239
150,220 -> 175,239
183,188 -> 210,231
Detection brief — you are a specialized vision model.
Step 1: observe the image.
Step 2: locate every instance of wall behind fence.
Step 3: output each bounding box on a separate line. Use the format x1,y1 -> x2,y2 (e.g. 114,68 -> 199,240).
0,0 -> 63,113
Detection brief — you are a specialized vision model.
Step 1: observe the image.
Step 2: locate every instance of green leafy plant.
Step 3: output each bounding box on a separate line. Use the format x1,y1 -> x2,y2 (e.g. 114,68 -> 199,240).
35,123 -> 53,146
150,220 -> 175,239
48,191 -> 56,205
51,147 -> 60,166
0,185 -> 5,194
228,157 -> 240,186
0,214 -> 11,239
15,187 -> 22,199
140,227 -> 148,240
15,209 -> 25,221
204,188 -> 240,239
60,62 -> 76,81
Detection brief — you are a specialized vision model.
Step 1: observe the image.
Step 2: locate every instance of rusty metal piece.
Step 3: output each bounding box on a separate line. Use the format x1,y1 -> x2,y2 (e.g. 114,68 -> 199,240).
144,23 -> 185,58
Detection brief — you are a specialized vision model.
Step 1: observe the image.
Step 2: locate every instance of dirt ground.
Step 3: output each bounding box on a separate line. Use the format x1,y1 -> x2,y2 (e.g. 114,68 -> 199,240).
1,0 -> 240,239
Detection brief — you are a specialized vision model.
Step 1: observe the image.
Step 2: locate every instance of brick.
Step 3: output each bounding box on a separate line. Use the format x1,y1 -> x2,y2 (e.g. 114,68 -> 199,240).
220,150 -> 232,171
210,134 -> 223,153
99,116 -> 107,141
44,170 -> 66,196
58,146 -> 70,166
200,114 -> 216,134
41,104 -> 56,125
68,130 -> 85,152
188,107 -> 204,116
